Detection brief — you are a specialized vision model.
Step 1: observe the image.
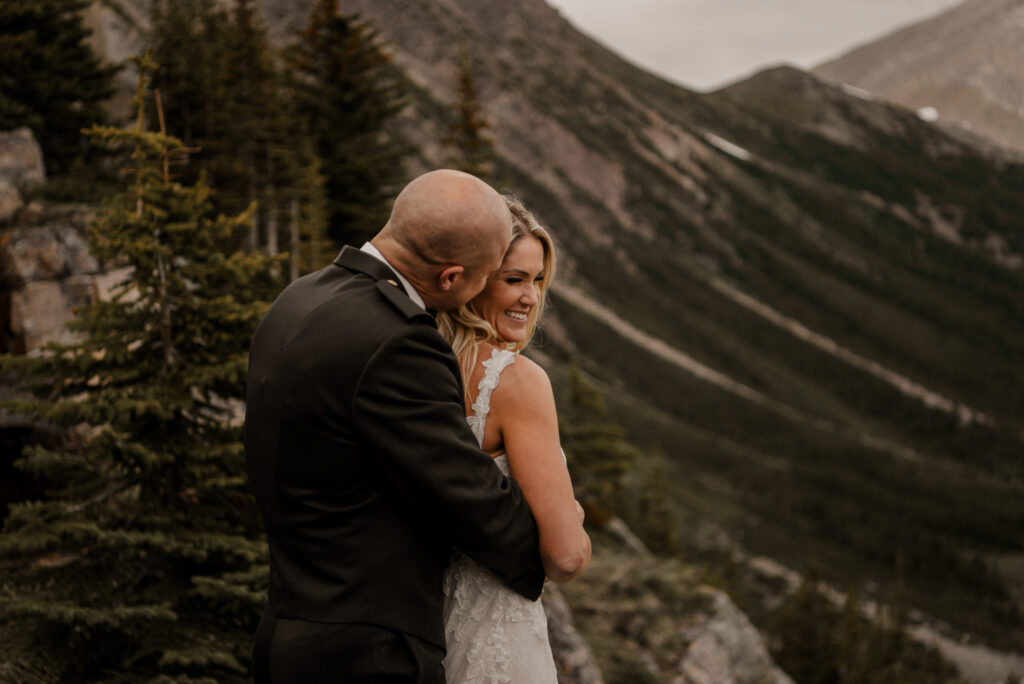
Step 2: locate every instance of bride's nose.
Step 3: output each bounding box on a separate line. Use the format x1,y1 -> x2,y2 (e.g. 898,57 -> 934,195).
521,284 -> 539,306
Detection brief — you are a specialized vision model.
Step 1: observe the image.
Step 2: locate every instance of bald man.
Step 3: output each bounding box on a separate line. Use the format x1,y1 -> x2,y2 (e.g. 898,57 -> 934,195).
244,170 -> 545,683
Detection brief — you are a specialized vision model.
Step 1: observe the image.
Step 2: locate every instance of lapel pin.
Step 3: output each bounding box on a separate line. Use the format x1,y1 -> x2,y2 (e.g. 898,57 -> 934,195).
386,279 -> 399,287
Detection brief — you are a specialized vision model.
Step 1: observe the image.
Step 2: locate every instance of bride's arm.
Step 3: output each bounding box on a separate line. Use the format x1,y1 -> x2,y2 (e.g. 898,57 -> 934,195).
491,357 -> 591,583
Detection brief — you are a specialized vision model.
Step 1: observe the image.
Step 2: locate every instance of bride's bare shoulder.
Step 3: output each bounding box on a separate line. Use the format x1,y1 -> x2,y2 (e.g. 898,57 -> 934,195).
492,353 -> 553,404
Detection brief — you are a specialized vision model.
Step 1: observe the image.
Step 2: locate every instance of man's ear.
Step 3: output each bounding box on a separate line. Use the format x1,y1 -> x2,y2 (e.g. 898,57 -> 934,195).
437,265 -> 465,291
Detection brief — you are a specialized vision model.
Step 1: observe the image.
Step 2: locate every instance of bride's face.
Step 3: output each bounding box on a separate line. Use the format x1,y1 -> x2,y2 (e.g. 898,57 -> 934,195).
471,234 -> 545,345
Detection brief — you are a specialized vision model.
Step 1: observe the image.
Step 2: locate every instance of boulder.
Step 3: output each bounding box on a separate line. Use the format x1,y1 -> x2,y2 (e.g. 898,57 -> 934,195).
678,587 -> 795,684
544,585 -> 605,684
1,222 -> 98,288
0,180 -> 22,225
5,267 -> 131,353
0,128 -> 45,185
8,280 -> 77,350
0,209 -> 122,353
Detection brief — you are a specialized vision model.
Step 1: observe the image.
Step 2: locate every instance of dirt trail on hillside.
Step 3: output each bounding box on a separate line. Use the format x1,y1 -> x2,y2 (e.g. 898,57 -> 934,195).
552,283 -> 917,460
706,276 -> 992,427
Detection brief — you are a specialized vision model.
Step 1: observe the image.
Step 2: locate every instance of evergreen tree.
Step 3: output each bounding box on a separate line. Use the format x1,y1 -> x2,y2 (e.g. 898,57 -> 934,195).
150,0 -> 293,254
286,0 -> 410,247
768,568 -> 957,684
148,0 -> 230,151
444,47 -> 495,180
635,447 -> 680,556
769,567 -> 842,684
0,0 -> 117,175
220,0 -> 285,249
0,53 -> 283,682
148,0 -> 334,271
285,135 -> 332,278
559,360 -> 636,520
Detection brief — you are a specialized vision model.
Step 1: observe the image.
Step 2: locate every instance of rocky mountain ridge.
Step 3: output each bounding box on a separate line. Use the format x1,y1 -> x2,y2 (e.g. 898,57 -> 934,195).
814,0 -> 1024,153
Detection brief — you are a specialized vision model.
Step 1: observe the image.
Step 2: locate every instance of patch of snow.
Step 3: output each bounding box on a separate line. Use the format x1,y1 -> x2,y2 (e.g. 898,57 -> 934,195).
917,106 -> 940,122
702,132 -> 752,162
840,83 -> 875,101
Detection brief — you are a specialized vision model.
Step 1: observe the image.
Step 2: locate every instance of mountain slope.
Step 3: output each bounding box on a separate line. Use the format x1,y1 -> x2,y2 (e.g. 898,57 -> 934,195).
94,0 -> 1024,662
342,1 -> 1024,655
814,0 -> 1024,153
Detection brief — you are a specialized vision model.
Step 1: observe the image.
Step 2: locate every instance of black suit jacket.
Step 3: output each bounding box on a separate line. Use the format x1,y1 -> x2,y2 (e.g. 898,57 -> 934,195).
244,246 -> 545,648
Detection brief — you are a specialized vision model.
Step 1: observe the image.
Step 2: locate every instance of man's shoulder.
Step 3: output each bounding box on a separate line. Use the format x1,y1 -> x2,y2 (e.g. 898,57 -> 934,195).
280,264 -> 433,332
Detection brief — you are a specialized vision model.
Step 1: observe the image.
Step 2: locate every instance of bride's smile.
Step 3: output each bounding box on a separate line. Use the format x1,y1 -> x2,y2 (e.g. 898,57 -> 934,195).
471,235 -> 546,345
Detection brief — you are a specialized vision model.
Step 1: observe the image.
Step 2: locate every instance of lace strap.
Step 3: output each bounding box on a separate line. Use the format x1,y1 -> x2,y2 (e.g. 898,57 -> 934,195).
467,348 -> 517,446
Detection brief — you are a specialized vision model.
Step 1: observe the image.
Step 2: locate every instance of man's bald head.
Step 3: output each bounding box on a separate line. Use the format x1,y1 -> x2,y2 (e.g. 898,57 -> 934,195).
372,170 -> 513,310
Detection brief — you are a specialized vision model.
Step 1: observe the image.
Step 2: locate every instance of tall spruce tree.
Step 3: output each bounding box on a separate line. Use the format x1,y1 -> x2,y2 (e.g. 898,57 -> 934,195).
0,53 -> 282,682
0,0 -> 117,175
283,134 -> 332,279
634,447 -> 680,556
148,0 -> 230,151
444,47 -> 495,180
220,0 -> 285,250
559,360 -> 636,521
286,0 -> 409,247
150,0 -> 293,254
148,0 -> 333,272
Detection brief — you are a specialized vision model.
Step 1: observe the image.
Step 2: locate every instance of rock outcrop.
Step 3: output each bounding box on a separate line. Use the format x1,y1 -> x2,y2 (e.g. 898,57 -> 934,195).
560,534 -> 793,684
0,180 -> 21,225
544,585 -> 606,684
0,127 -> 46,186
0,127 -> 47,228
678,588 -> 794,684
0,208 -> 128,353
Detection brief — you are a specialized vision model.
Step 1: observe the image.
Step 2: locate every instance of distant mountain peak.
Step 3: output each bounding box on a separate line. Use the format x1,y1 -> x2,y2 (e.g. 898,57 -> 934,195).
814,0 -> 1024,152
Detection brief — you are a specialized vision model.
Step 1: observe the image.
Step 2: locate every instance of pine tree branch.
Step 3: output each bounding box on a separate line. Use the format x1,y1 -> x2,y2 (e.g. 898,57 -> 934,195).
64,477 -> 138,515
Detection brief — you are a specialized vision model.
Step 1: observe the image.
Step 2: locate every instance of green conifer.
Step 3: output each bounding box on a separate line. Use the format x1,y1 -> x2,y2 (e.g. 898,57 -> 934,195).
150,0 -> 291,253
636,447 -> 680,555
768,567 -> 841,684
148,0 -> 230,150
148,0 -> 354,262
0,0 -> 117,175
559,360 -> 636,520
0,53 -> 282,682
286,0 -> 410,247
444,47 -> 496,180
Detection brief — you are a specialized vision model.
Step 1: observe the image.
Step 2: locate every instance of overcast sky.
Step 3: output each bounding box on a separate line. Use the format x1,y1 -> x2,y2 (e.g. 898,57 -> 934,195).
546,0 -> 965,91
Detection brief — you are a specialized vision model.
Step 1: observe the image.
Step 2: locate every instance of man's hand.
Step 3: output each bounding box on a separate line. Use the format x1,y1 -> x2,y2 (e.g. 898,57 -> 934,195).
574,500 -> 585,525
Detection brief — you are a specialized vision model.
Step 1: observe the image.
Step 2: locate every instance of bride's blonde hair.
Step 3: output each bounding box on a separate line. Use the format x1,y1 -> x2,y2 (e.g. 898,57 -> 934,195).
437,195 -> 557,396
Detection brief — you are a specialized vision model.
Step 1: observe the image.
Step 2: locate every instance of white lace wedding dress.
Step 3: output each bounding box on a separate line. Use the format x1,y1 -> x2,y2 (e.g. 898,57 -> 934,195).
442,348 -> 558,683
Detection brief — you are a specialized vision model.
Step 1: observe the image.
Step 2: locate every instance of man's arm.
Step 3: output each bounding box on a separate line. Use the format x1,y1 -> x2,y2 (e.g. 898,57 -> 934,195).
351,324 -> 546,600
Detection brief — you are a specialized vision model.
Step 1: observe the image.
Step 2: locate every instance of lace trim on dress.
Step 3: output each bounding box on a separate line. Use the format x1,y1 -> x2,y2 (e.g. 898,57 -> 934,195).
466,348 -> 517,446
